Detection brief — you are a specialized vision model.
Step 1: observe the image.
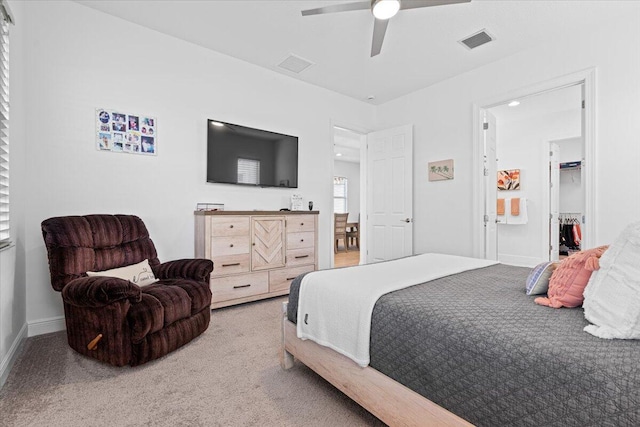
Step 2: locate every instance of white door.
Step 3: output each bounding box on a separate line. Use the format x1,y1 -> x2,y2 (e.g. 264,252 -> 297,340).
366,125 -> 413,263
549,143 -> 560,261
483,111 -> 498,260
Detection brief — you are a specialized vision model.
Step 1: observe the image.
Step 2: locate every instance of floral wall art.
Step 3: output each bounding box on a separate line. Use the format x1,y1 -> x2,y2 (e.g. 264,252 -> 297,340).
497,169 -> 520,190
428,159 -> 454,181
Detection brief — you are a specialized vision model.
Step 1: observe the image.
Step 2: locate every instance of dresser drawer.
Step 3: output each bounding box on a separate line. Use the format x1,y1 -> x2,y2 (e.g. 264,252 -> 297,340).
286,247 -> 315,267
210,216 -> 249,237
210,272 -> 269,303
269,265 -> 315,293
211,236 -> 250,256
210,254 -> 250,277
287,231 -> 314,250
286,215 -> 315,233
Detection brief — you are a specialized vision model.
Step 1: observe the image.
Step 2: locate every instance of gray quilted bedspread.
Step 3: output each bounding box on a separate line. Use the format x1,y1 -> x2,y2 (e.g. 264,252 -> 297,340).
288,263 -> 640,427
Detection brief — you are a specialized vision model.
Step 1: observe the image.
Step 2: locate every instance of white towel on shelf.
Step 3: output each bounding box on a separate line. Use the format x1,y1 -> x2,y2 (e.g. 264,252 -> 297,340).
506,198 -> 528,225
296,253 -> 499,367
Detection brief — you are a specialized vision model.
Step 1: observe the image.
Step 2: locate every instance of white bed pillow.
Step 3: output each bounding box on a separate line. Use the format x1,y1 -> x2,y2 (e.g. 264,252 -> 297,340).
87,259 -> 158,287
582,221 -> 640,339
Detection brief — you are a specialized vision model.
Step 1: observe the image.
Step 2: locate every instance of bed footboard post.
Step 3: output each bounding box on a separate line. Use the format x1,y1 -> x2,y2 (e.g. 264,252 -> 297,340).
281,301 -> 295,370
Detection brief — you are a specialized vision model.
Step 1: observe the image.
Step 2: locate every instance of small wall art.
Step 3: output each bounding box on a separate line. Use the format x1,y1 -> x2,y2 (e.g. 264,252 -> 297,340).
497,169 -> 520,190
96,108 -> 157,155
428,159 -> 454,181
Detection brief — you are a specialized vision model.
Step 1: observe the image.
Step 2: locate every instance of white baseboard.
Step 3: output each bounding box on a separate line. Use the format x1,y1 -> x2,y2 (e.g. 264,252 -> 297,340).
497,254 -> 543,268
0,322 -> 27,389
28,315 -> 66,337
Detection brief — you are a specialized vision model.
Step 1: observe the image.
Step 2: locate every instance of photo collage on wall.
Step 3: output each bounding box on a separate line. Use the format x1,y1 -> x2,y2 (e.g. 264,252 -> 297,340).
96,108 -> 157,155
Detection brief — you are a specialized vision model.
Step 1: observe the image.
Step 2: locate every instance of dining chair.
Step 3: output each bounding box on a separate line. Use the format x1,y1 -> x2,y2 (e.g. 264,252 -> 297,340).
346,215 -> 360,250
334,213 -> 349,253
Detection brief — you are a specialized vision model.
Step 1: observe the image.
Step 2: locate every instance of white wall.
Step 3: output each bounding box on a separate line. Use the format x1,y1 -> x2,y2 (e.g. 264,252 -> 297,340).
376,8 -> 640,257
494,109 -> 581,266
18,1 -> 374,330
334,160 -> 360,223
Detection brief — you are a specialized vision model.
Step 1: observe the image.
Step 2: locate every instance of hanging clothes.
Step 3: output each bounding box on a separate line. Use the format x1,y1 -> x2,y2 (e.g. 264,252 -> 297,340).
573,223 -> 582,248
558,215 -> 581,253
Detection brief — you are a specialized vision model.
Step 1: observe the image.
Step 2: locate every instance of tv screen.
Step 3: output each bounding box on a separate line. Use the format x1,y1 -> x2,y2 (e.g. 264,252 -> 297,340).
207,120 -> 298,188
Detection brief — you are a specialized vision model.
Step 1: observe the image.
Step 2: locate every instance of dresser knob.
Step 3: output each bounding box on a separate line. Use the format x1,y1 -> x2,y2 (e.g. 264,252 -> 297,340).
230,244 -> 234,247
301,239 -> 304,242
230,225 -> 234,228
300,223 -> 304,226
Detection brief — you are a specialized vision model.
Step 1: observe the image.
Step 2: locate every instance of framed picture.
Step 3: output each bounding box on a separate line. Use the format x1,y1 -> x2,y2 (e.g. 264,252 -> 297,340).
428,159 -> 454,181
96,108 -> 156,156
497,169 -> 520,190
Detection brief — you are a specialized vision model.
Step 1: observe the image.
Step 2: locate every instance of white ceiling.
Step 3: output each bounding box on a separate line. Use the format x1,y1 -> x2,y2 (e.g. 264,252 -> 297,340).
75,0 -> 632,105
334,127 -> 362,163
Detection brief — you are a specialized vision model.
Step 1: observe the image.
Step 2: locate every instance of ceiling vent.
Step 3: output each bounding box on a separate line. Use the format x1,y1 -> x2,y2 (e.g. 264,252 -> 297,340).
278,54 -> 314,74
459,29 -> 494,50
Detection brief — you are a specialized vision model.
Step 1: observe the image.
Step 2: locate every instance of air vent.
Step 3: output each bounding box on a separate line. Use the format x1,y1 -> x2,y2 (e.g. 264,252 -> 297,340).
459,30 -> 494,50
278,54 -> 314,74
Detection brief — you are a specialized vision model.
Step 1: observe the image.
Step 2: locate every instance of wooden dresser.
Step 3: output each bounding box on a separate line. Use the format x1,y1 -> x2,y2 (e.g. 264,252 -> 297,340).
194,210 -> 319,309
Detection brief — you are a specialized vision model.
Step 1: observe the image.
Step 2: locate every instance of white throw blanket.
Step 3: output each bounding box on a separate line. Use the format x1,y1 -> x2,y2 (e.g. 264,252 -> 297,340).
297,253 -> 498,367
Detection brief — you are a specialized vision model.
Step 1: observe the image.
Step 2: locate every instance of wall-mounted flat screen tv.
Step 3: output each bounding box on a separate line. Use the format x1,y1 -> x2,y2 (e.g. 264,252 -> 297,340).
207,119 -> 298,188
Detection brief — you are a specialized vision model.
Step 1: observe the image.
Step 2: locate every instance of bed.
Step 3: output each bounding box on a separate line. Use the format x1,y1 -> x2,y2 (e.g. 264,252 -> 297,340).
280,255 -> 640,427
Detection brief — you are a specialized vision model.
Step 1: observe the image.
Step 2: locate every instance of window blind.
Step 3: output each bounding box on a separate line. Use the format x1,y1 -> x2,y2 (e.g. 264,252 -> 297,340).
333,176 -> 348,214
237,158 -> 260,185
0,20 -> 9,248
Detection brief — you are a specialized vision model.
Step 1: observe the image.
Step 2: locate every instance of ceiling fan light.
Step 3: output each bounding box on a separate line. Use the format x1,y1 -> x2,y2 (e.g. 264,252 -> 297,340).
372,0 -> 400,20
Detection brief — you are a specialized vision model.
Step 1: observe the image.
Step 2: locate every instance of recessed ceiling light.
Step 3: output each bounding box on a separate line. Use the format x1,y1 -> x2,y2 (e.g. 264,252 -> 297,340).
508,100 -> 520,107
336,153 -> 343,157
211,121 -> 225,127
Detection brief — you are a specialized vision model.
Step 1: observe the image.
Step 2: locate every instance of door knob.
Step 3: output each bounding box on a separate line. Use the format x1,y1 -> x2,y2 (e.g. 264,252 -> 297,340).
401,218 -> 412,223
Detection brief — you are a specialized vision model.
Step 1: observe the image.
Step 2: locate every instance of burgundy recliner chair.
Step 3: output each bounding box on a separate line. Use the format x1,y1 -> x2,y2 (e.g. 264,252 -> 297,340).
41,214 -> 213,366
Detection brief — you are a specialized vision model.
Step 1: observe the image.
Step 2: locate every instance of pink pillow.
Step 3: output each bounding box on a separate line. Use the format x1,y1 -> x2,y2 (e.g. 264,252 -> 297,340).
534,245 -> 608,308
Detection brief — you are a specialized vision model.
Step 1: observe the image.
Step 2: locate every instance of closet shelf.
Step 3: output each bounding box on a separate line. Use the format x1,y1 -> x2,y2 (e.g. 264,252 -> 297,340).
560,160 -> 581,170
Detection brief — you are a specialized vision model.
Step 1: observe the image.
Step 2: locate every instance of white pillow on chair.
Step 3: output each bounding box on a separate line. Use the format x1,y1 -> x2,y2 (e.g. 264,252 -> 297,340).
87,259 -> 158,287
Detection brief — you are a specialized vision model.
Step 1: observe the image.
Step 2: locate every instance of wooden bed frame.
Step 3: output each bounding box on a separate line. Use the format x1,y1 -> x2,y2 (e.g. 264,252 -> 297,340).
280,302 -> 473,427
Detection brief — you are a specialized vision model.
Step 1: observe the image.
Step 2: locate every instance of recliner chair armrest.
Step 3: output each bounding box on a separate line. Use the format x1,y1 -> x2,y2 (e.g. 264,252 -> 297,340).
62,276 -> 142,308
153,259 -> 214,283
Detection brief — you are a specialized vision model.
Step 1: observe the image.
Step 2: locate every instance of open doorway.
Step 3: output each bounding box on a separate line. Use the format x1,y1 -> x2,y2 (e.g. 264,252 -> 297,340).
549,135 -> 585,260
333,126 -> 364,268
482,83 -> 585,266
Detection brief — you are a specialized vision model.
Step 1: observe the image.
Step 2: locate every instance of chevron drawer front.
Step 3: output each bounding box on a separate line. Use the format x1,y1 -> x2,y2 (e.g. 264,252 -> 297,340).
251,217 -> 286,271
194,210 -> 318,309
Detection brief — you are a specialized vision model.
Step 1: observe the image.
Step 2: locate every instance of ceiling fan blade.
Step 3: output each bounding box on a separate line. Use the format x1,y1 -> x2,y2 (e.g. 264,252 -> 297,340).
371,18 -> 389,57
400,0 -> 472,10
302,2 -> 370,16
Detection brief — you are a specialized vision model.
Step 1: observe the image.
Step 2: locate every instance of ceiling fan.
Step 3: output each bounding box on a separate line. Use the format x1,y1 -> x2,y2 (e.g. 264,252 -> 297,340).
302,0 -> 471,57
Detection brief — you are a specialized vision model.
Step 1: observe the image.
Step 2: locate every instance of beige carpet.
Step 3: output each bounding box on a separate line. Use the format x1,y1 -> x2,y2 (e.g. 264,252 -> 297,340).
0,297 -> 385,426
